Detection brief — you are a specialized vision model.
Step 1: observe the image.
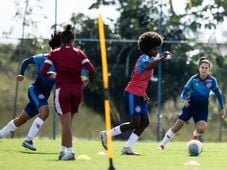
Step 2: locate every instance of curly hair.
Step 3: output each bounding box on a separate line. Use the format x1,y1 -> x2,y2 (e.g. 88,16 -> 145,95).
138,31 -> 163,53
61,24 -> 74,43
48,31 -> 61,49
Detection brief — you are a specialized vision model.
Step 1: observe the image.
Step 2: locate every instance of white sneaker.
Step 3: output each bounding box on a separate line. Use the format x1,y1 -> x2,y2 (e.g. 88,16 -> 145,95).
100,131 -> 107,150
60,152 -> 75,160
58,151 -> 65,160
121,147 -> 140,156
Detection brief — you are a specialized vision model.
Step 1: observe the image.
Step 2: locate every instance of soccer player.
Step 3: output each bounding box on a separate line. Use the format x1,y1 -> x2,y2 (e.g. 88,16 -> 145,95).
0,31 -> 61,151
158,57 -> 225,150
41,24 -> 95,160
100,31 -> 171,155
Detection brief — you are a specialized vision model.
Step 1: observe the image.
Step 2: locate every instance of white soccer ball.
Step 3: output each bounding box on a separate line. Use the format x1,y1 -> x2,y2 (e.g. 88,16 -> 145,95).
187,140 -> 203,156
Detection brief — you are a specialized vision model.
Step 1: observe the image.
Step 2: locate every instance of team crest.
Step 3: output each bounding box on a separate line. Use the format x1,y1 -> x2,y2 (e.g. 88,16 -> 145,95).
38,94 -> 45,99
135,106 -> 141,113
206,82 -> 212,88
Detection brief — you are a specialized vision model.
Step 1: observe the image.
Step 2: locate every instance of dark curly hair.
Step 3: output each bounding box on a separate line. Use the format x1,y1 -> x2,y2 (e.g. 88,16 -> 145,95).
61,24 -> 74,43
138,31 -> 163,53
48,31 -> 61,49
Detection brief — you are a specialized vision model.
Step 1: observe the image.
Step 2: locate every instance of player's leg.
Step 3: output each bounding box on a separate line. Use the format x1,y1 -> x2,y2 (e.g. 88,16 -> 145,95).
22,86 -> 49,151
0,111 -> 30,138
158,108 -> 191,149
25,106 -> 49,140
121,115 -> 149,155
59,112 -> 74,160
158,119 -> 185,149
192,108 -> 208,141
58,87 -> 80,160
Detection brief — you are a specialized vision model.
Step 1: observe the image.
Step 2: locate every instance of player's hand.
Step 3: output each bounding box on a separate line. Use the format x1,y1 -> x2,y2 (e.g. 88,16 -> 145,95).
82,79 -> 90,87
183,99 -> 190,108
162,51 -> 172,60
144,94 -> 150,104
220,109 -> 225,119
16,75 -> 24,81
47,71 -> 57,79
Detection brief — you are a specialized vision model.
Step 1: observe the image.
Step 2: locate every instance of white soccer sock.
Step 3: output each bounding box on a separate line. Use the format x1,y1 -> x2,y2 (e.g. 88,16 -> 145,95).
124,132 -> 139,148
66,147 -> 75,154
193,130 -> 202,137
159,129 -> 175,146
109,126 -> 122,136
25,117 -> 44,141
60,146 -> 66,152
0,120 -> 17,137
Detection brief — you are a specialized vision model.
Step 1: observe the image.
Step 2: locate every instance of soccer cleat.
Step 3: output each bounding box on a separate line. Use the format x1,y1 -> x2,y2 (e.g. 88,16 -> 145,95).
22,140 -> 37,151
121,147 -> 140,156
60,152 -> 75,161
157,145 -> 165,150
100,131 -> 108,150
58,151 -> 65,160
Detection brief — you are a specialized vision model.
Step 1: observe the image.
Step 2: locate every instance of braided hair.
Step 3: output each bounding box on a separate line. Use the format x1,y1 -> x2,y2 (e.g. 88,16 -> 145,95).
48,31 -> 61,49
61,24 -> 74,43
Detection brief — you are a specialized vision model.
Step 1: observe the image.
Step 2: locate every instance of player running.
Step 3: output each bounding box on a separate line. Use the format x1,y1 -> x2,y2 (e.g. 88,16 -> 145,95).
41,24 -> 95,160
0,31 -> 61,151
158,57 -> 225,150
100,31 -> 171,155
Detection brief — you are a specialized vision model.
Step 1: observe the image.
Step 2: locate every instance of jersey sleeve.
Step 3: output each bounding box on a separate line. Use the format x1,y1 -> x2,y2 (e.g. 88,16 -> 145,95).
41,53 -> 53,76
212,78 -> 224,109
138,55 -> 150,73
80,51 -> 95,82
180,76 -> 193,101
19,57 -> 35,75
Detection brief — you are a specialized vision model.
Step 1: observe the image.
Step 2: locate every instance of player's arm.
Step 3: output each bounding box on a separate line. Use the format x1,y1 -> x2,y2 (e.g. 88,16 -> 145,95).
212,79 -> 225,119
180,77 -> 193,107
41,59 -> 54,77
17,57 -> 35,81
144,51 -> 171,70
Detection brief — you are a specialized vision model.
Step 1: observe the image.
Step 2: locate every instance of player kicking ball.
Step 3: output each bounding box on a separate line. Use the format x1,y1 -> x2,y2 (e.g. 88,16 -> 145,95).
157,57 -> 225,150
100,31 -> 171,155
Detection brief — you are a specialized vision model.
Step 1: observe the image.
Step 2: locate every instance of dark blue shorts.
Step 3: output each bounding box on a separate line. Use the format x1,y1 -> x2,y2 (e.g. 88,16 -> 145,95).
24,84 -> 50,117
178,102 -> 208,123
124,91 -> 148,118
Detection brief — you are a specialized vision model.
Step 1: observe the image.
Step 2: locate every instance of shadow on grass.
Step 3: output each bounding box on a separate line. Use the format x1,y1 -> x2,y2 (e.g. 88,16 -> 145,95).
19,150 -> 58,155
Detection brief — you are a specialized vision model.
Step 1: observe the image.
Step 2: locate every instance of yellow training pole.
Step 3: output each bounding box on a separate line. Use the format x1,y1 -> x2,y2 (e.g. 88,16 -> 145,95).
98,15 -> 115,170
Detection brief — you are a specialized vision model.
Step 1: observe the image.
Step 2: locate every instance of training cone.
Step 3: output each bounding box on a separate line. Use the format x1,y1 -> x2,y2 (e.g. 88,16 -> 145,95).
77,154 -> 91,160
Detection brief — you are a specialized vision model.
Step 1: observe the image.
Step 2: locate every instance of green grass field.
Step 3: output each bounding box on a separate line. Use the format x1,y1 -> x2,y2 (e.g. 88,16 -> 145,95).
0,138 -> 226,170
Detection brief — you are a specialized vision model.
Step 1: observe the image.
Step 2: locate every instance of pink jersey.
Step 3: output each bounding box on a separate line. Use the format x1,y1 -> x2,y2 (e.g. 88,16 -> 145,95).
125,54 -> 154,97
41,44 -> 95,88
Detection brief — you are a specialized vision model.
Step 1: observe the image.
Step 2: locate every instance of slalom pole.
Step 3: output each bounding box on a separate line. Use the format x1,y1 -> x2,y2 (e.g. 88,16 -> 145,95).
97,15 -> 115,170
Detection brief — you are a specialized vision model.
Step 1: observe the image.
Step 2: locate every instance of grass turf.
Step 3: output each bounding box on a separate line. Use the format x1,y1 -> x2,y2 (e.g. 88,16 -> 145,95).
0,138 -> 226,170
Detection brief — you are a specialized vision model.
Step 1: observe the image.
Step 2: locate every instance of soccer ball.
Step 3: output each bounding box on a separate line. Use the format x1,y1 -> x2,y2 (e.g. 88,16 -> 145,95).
187,140 -> 203,156
81,68 -> 89,82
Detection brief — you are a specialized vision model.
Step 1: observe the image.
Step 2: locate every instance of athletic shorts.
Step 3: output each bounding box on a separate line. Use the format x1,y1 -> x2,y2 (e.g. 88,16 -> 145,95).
54,86 -> 83,115
24,84 -> 50,117
124,91 -> 148,118
178,102 -> 208,123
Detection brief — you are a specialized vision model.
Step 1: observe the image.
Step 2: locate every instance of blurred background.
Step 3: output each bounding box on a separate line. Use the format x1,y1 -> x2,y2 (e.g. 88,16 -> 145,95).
0,0 -> 226,142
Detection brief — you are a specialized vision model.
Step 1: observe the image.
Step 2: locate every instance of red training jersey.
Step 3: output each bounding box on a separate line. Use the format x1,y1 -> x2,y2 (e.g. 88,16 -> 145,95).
41,44 -> 95,88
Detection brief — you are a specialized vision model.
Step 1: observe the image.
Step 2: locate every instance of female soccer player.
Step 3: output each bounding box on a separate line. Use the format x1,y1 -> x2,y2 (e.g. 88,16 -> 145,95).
0,31 -> 61,151
100,31 -> 171,155
158,57 -> 225,150
41,25 -> 95,160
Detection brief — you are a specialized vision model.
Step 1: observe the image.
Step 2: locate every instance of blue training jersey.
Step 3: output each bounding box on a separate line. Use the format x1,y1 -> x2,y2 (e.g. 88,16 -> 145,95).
180,74 -> 224,109
19,53 -> 55,90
